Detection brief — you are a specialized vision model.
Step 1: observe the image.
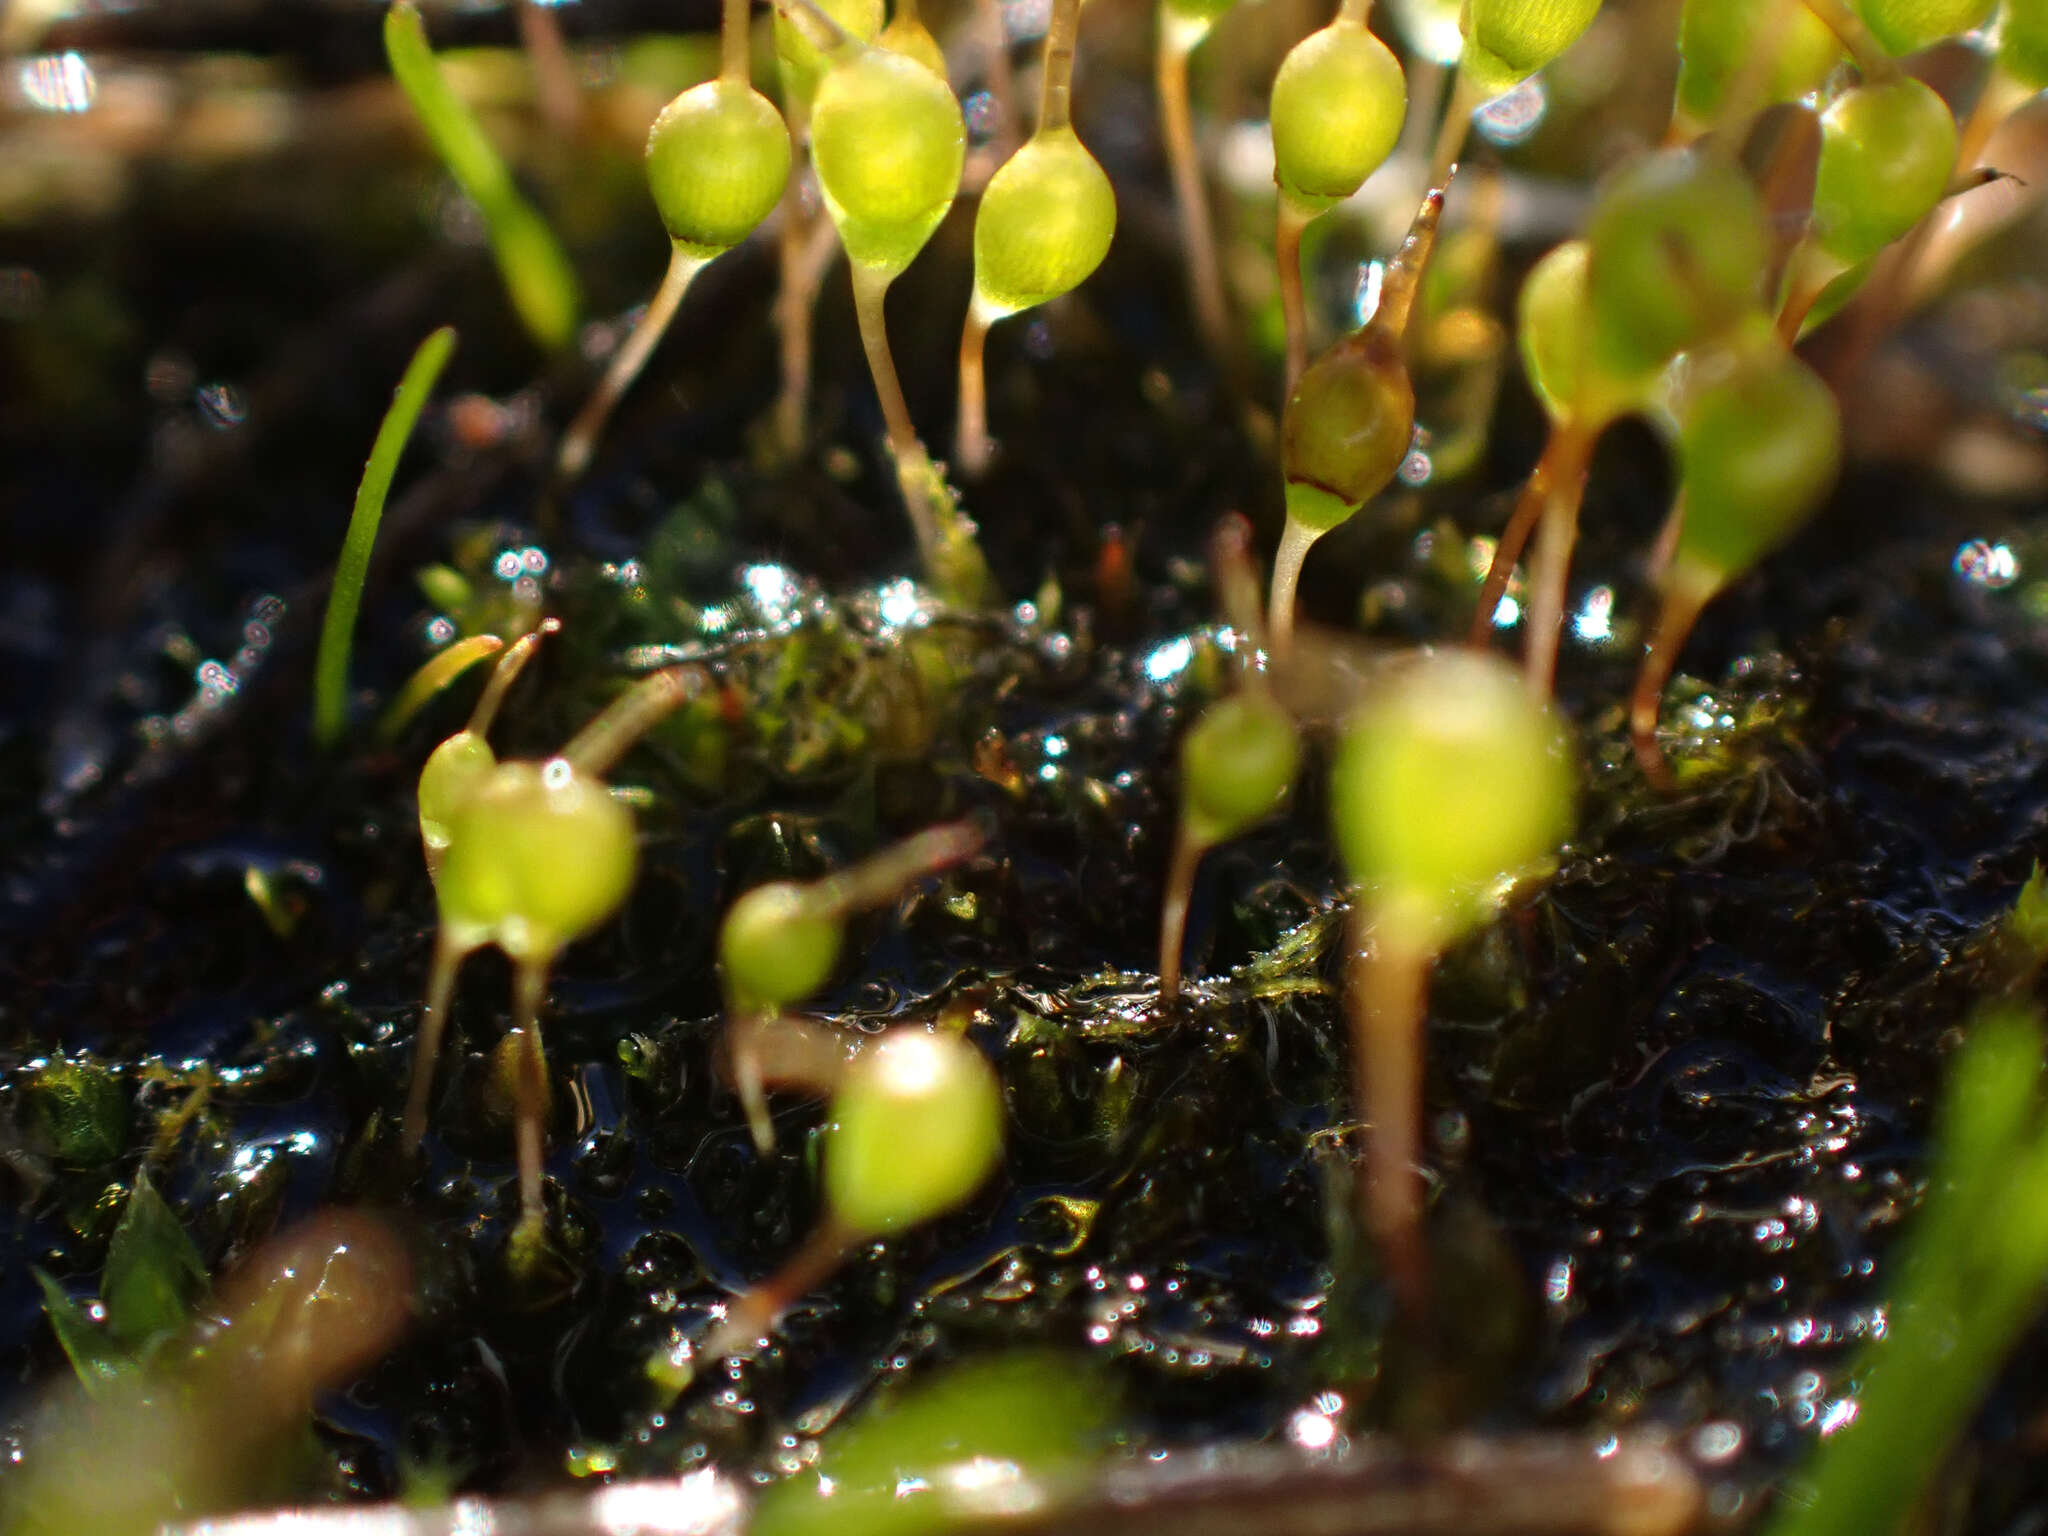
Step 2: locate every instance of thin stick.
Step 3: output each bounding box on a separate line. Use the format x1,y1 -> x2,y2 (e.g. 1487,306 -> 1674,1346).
314,325 -> 459,748
1266,516 -> 1324,662
975,0 -> 1023,158
1348,904 -> 1431,1324
1157,827 -> 1207,1003
697,1220 -> 854,1363
1039,0 -> 1084,134
1157,13 -> 1233,363
1427,66 -> 1481,194
466,617 -> 558,738
721,0 -> 753,84
556,246 -> 710,482
1521,427 -> 1595,697
1277,196 -> 1315,397
518,0 -> 585,134
1630,571 -> 1714,791
850,261 -> 944,567
560,665 -> 705,776
403,928 -> 469,1153
509,960 -> 552,1234
955,298 -> 998,476
811,821 -> 985,918
726,1012 -> 847,1152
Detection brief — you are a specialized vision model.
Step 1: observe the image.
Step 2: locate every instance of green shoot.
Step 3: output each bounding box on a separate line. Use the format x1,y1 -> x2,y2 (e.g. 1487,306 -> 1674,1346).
1764,1006 -> 2048,1536
557,0 -> 791,481
407,665 -> 707,1249
955,0 -> 1116,476
384,3 -> 580,353
1271,0 -> 1409,394
1156,0 -> 1241,363
312,325 -> 458,749
696,1027 -> 1003,1364
1270,180 -> 1445,658
720,821 -> 984,1149
1631,344 -> 1840,786
1329,649 -> 1572,1316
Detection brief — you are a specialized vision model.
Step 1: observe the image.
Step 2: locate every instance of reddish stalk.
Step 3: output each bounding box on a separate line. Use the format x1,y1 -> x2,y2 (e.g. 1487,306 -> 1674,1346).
1630,568 -> 1716,790
1157,12 -> 1232,363
1348,904 -> 1431,1324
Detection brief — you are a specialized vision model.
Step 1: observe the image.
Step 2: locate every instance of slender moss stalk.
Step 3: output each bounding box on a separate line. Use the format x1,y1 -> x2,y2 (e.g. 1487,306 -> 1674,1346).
313,325 -> 458,749
1628,565 -> 1713,790
1349,904 -> 1431,1321
376,633 -> 503,743
851,263 -> 943,568
1518,424 -> 1596,696
506,961 -> 552,1242
384,3 -> 580,352
1265,517 -> 1324,660
557,247 -> 711,481
1427,64 -> 1483,191
1157,11 -> 1232,362
517,0 -> 584,134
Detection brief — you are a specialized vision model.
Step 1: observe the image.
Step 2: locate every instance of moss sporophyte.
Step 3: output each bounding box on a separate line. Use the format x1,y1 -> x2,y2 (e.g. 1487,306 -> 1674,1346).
21,0 -> 2048,1524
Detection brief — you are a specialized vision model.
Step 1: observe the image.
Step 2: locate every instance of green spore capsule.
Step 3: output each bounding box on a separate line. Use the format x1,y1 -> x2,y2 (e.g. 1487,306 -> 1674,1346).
1852,0 -> 1995,57
1271,18 -> 1408,212
1460,0 -> 1604,95
972,127 -> 1117,316
1674,0 -> 1843,134
1585,150 -> 1769,381
1674,349 -> 1842,586
1331,650 -> 1573,951
1518,239 -> 1600,423
1809,76 -> 1958,267
1180,690 -> 1302,849
1282,327 -> 1415,533
645,80 -> 793,258
720,882 -> 845,1012
777,0 -> 885,114
2005,0 -> 2048,90
824,1030 -> 1004,1238
436,761 -> 639,962
811,46 -> 967,274
418,732 -> 497,867
1162,0 -> 1241,28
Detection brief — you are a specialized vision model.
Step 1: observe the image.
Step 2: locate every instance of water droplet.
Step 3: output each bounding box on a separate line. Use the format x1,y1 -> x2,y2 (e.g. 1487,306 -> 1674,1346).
1475,77 -> 1546,146
1953,538 -> 2019,588
19,53 -> 95,114
196,381 -> 247,429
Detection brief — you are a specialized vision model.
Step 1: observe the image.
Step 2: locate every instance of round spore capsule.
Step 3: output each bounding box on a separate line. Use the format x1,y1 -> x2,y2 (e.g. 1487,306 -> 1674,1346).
811,47 -> 967,273
1674,0 -> 1842,130
1585,150 -> 1768,380
2005,0 -> 2048,89
1853,0 -> 1995,58
824,1030 -> 1004,1238
645,81 -> 792,257
1809,76 -> 1958,267
1330,650 -> 1573,949
720,882 -> 844,1012
1461,0 -> 1604,95
1271,20 -> 1407,211
1282,330 -> 1415,531
1676,349 -> 1842,583
437,760 -> 638,962
972,127 -> 1117,315
1180,690 -> 1302,849
417,731 -> 496,860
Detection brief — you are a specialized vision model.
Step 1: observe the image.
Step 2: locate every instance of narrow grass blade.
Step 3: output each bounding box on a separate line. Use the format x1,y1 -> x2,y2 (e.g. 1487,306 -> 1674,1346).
376,632 -> 505,743
313,325 -> 458,748
384,1 -> 580,352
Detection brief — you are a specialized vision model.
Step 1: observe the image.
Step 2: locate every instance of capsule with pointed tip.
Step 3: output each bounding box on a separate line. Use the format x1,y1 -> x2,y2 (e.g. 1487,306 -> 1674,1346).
811,46 -> 967,274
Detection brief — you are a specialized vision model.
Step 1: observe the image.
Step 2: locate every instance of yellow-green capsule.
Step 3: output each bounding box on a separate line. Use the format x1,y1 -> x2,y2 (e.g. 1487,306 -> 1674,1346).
1460,0 -> 1604,96
1271,19 -> 1408,212
1853,0 -> 1995,57
811,47 -> 967,274
1809,76 -> 1958,268
777,0 -> 885,113
1181,690 -> 1302,849
1331,651 -> 1573,951
824,1031 -> 1004,1238
645,80 -> 793,258
972,127 -> 1117,316
720,882 -> 845,1012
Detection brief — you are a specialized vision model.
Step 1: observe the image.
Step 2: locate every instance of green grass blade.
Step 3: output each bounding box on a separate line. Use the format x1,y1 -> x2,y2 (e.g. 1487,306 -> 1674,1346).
384,1 -> 581,351
313,325 -> 458,748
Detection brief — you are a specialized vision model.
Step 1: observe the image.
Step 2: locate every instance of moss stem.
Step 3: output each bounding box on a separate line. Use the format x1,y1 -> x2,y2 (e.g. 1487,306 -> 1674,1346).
1157,826 -> 1208,1003
1277,194 -> 1315,398
1348,904 -> 1431,1324
700,1220 -> 855,1363
975,0 -> 1023,157
518,0 -> 585,133
1630,567 -> 1715,790
561,665 -> 704,777
403,928 -> 467,1152
1427,64 -> 1482,193
557,245 -> 710,482
1266,515 -> 1324,662
721,0 -> 753,83
955,298 -> 997,477
1040,0 -> 1084,133
509,960 -> 552,1234
850,261 -> 943,569
1521,424 -> 1595,697
1157,12 -> 1232,363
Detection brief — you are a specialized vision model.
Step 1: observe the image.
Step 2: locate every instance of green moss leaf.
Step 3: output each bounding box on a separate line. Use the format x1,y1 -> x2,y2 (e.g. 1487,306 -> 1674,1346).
101,1175 -> 206,1352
